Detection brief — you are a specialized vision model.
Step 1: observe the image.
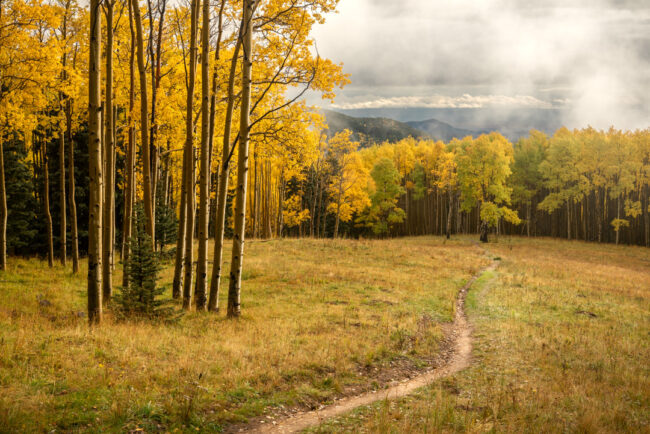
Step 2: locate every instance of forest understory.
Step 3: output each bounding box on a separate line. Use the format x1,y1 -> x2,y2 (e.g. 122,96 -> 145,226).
1,235 -> 648,433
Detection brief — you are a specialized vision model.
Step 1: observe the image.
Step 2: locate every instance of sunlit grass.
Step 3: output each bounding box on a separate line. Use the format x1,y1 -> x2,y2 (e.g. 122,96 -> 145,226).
0,236 -> 489,432
311,237 -> 650,433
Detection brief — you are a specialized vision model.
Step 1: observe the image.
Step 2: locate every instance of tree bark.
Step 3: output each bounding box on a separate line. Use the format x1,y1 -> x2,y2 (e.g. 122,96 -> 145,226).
172,148 -> 187,299
0,132 -> 6,271
194,0 -> 211,310
643,185 -> 650,247
479,220 -> 489,243
446,190 -> 453,239
182,0 -> 199,310
596,188 -> 602,243
59,127 -> 66,266
88,0 -> 103,324
66,98 -> 79,273
566,200 -> 571,240
227,0 -> 254,318
616,195 -> 621,245
131,0 -> 154,244
208,38 -> 241,312
41,137 -> 54,268
147,0 -> 166,231
122,0 -> 136,288
102,0 -> 114,301
333,177 -> 342,238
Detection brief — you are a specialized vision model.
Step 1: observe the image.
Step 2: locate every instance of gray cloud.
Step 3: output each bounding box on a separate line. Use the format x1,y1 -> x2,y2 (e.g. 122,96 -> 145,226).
311,0 -> 650,130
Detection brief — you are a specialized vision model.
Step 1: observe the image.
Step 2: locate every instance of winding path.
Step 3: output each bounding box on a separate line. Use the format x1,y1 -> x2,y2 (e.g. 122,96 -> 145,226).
247,260 -> 498,433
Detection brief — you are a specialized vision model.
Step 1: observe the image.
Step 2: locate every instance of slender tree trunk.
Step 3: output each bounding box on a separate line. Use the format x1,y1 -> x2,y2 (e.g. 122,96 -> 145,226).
309,168 -> 317,237
566,200 -> 571,240
334,178 -> 342,238
122,0 -> 136,288
320,177 -> 327,237
206,1 -> 226,242
194,0 -> 211,310
207,0 -> 225,163
445,190 -> 453,239
148,0 -> 166,231
57,2 -> 71,268
227,0 -> 253,318
102,0 -> 114,301
172,149 -> 187,298
643,185 -> 650,247
278,172 -> 282,238
41,138 -> 54,268
596,188 -> 602,243
88,0 -> 103,324
616,195 -> 621,245
66,99 -> 79,273
582,197 -> 587,240
314,172 -> 322,237
208,38 -> 241,312
455,192 -> 461,235
252,153 -> 259,238
0,133 -> 6,271
479,220 -> 488,243
58,126 -> 66,266
111,107 -> 116,266
131,0 -> 154,244
182,0 -> 199,310
183,146 -> 196,309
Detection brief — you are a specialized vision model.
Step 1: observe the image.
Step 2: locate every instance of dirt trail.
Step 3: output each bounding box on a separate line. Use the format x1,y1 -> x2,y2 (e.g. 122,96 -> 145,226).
248,261 -> 498,434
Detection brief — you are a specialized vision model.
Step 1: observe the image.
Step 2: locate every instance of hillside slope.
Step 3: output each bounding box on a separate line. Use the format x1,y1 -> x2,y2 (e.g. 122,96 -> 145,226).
406,118 -> 477,141
322,109 -> 427,146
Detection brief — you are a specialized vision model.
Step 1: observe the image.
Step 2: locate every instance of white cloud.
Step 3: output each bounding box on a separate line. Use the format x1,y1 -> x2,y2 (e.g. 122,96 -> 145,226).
312,0 -> 650,128
331,94 -> 561,110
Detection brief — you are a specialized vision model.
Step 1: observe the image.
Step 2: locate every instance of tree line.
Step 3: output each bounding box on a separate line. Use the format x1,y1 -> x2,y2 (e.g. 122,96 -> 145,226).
294,127 -> 648,247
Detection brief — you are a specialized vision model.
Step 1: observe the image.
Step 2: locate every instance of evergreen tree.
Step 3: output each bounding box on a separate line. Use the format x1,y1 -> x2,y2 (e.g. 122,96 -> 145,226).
155,184 -> 178,254
3,133 -> 38,255
115,203 -> 175,320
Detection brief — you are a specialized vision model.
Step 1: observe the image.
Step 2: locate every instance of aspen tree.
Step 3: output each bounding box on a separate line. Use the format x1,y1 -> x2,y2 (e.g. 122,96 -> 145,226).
194,0 -> 211,310
182,0 -> 199,310
40,135 -> 54,268
227,0 -> 254,318
57,2 -> 70,267
0,131 -> 5,271
102,0 -> 115,301
131,0 -> 154,243
88,0 -> 103,324
65,55 -> 79,273
58,127 -> 66,265
122,0 -> 137,288
208,38 -> 241,312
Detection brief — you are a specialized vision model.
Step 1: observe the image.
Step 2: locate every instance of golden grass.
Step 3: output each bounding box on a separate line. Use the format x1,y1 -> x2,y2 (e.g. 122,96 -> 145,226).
0,237 -> 489,432
312,237 -> 650,433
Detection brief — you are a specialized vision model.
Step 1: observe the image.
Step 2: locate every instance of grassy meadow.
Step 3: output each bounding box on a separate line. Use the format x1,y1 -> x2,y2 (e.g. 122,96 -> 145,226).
0,237 -> 490,432
311,238 -> 650,433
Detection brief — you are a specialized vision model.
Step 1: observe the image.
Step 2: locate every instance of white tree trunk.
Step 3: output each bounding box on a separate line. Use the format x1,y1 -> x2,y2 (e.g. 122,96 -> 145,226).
88,0 -> 103,324
227,0 -> 254,318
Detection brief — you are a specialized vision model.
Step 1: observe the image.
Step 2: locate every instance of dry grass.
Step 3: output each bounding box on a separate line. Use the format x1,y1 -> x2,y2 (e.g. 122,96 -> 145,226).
311,237 -> 650,433
0,237 -> 489,432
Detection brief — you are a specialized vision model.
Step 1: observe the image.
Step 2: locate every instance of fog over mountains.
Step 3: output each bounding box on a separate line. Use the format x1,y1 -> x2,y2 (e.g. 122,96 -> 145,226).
312,0 -> 649,133
323,108 -> 566,144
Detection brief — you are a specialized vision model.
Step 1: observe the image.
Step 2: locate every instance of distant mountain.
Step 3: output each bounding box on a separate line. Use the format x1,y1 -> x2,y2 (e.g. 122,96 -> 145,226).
321,110 -> 427,146
334,107 -> 566,141
406,118 -> 476,142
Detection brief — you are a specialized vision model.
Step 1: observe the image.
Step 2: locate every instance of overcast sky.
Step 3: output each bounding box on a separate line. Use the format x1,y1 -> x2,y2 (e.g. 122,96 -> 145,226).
310,0 -> 650,129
